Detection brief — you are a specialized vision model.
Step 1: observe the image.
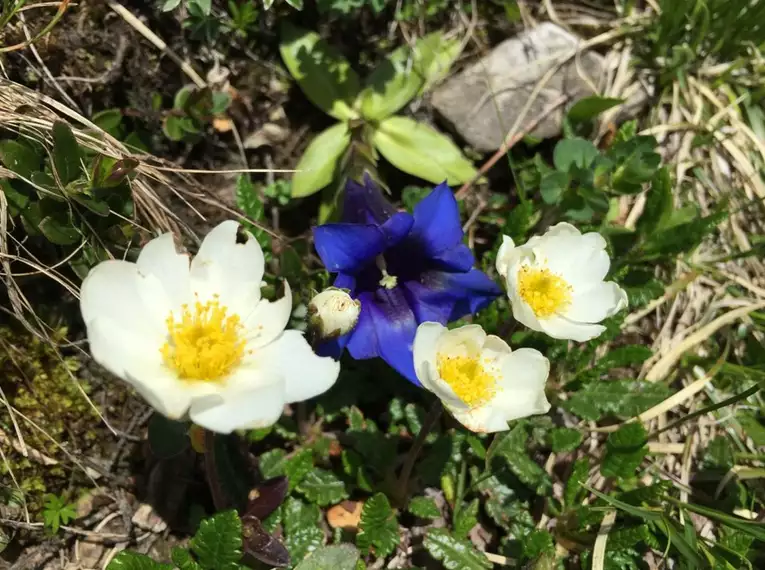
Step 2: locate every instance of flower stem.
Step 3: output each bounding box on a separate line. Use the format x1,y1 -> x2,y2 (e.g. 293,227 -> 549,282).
395,398 -> 443,505
203,429 -> 230,511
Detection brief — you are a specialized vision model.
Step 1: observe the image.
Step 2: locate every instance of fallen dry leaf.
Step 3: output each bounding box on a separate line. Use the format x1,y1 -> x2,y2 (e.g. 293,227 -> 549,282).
326,500 -> 363,530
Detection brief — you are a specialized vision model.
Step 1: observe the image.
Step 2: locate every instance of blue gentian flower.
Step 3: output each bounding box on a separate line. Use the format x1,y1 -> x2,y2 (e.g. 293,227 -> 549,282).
312,176 -> 502,383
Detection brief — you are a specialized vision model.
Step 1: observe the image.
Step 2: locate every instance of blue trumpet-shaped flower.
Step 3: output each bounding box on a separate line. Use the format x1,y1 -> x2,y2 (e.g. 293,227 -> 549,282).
313,176 -> 501,383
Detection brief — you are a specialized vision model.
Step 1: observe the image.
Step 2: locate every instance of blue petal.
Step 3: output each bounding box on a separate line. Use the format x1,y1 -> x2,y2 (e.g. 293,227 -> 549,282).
410,182 -> 464,255
313,223 -> 385,273
381,212 -> 414,247
430,243 -> 475,273
316,334 -> 348,359
402,280 -> 455,324
427,268 -> 502,320
343,174 -> 397,225
346,292 -> 379,359
368,287 -> 419,384
333,273 -> 356,292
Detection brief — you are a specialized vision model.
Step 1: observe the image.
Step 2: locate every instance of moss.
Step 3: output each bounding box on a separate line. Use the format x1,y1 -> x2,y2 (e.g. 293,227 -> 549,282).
0,326 -> 98,512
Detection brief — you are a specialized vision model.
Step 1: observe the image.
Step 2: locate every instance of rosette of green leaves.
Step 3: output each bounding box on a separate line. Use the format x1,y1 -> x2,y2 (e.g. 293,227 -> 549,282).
279,24 -> 476,209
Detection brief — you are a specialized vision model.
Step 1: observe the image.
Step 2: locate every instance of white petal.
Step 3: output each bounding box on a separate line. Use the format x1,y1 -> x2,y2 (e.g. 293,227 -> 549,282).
243,280 -> 293,349
539,314 -> 605,342
550,233 -> 610,291
87,318 -> 193,420
450,405 -> 511,433
80,260 -> 167,334
189,369 -> 286,433
507,286 -> 544,333
137,232 -> 191,308
436,324 -> 486,359
190,220 -> 265,311
257,330 -> 340,403
564,281 -> 628,323
495,235 -> 517,278
479,335 -> 512,369
413,322 -> 446,392
499,348 -> 551,396
543,222 -> 581,238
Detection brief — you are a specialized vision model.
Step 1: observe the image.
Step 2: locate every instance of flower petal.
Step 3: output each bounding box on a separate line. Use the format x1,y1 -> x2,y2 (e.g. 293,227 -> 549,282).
496,235 -> 517,277
243,280 -> 293,349
410,182 -> 464,255
259,330 -> 340,403
313,223 -> 386,273
443,269 -> 502,320
343,174 -> 397,225
412,321 -> 446,391
189,371 -> 286,434
136,232 -> 191,309
430,243 -> 475,272
190,220 -> 265,310
368,287 -> 419,383
539,314 -> 606,342
403,280 -> 456,324
380,212 -> 415,246
346,293 -> 379,359
564,281 -> 628,323
81,259 -> 167,334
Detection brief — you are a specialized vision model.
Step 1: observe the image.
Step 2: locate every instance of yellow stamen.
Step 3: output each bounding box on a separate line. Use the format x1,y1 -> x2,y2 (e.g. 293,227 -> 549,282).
161,296 -> 245,381
517,266 -> 572,317
437,353 -> 496,407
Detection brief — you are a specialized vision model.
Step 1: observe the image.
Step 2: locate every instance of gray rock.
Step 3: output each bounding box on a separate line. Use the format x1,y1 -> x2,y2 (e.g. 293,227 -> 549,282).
432,22 -> 605,152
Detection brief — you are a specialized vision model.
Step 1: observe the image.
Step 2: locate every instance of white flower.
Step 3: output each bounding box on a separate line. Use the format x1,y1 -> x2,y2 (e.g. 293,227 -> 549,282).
496,223 -> 628,342
80,221 -> 340,434
308,288 -> 361,340
413,322 -> 550,433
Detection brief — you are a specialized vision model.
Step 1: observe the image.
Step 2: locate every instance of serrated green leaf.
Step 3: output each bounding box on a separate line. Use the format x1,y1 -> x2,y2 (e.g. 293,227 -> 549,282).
171,548 -> 202,570
522,529 -> 554,560
598,346 -> 654,370
284,497 -> 324,564
356,493 -> 399,558
550,428 -> 583,453
567,96 -> 624,123
423,529 -> 491,569
601,423 -> 648,479
52,122 -> 82,185
564,457 -> 590,507
147,414 -> 189,459
607,525 -> 652,551
408,496 -> 440,519
373,116 -> 477,185
563,380 -> 670,421
279,23 -> 359,120
487,423 -> 551,495
296,468 -> 348,506
704,436 -> 735,469
294,544 -> 359,570
642,209 -> 727,258
259,449 -> 313,490
0,140 -> 40,178
292,122 -> 350,198
454,498 -> 479,537
553,138 -> 599,172
637,166 -> 673,236
189,510 -> 242,569
107,552 -> 173,570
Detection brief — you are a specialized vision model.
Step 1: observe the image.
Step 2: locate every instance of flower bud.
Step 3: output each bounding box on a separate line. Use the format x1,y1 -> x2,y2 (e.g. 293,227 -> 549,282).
307,288 -> 361,342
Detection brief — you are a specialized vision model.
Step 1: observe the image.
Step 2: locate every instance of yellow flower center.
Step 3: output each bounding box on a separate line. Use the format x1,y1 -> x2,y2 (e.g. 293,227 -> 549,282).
437,353 -> 496,408
161,297 -> 246,381
517,266 -> 572,317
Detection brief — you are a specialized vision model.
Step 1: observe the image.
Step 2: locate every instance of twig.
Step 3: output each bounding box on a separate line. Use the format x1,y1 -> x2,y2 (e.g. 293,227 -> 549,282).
455,95 -> 569,200
0,519 -> 130,542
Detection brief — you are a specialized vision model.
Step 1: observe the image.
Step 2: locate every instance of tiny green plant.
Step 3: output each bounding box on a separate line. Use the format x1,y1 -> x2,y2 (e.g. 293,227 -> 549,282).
42,493 -> 76,534
279,24 -> 475,220
162,86 -> 232,142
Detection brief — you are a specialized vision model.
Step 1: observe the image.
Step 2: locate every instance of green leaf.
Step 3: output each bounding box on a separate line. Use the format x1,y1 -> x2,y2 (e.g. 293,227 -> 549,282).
550,428 -> 583,453
356,493 -> 399,558
162,0 -> 182,11
539,171 -> 568,204
39,216 -> 80,245
0,140 -> 40,178
601,423 -> 648,479
637,166 -> 673,235
147,414 -> 189,459
704,436 -> 735,469
292,122 -> 350,198
358,32 -> 459,121
564,457 -> 590,506
553,138 -> 599,172
294,545 -> 360,570
373,116 -> 477,185
598,346 -> 654,370
522,529 -> 554,560
52,122 -> 82,185
567,96 -> 624,123
454,498 -> 479,537
487,424 -> 551,495
296,468 -> 348,506
92,108 -> 124,136
423,529 -> 491,570
642,209 -> 727,258
259,449 -> 313,490
563,380 -> 670,421
408,496 -> 440,519
189,510 -> 242,569
234,174 -> 264,220
163,115 -> 186,141
284,497 -> 324,563
279,23 -> 360,120
107,552 -> 172,570
171,548 -> 202,570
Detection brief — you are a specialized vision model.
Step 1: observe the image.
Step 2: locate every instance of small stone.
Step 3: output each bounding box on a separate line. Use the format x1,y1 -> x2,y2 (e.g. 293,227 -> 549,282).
131,503 -> 168,533
432,22 -> 605,152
